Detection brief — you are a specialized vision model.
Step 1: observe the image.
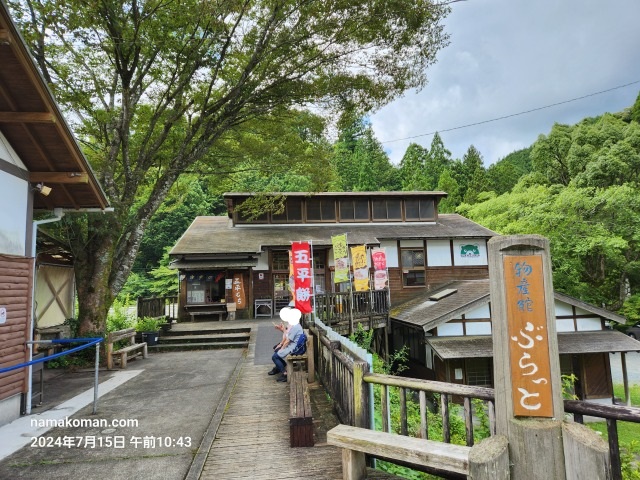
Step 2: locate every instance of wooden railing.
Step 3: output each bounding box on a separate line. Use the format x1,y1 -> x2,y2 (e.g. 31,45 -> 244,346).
136,296 -> 178,320
564,400 -> 640,480
314,289 -> 389,331
312,329 -> 640,479
313,325 -> 370,428
363,373 -> 496,447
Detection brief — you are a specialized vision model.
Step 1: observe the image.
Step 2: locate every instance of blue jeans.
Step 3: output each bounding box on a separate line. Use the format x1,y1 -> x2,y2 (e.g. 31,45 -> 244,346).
272,351 -> 286,373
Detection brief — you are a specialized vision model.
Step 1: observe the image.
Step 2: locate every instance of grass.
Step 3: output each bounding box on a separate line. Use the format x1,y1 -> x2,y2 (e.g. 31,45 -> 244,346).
586,383 -> 639,444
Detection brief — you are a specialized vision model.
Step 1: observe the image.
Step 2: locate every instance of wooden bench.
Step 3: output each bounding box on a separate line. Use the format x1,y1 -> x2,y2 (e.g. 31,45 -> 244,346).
289,370 -> 314,447
327,424 -> 472,480
106,327 -> 148,369
286,329 -> 315,383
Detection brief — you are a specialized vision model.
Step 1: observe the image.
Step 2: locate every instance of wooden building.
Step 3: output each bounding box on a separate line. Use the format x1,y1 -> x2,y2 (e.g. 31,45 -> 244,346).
169,192 -> 497,323
390,279 -> 640,402
0,1 -> 109,426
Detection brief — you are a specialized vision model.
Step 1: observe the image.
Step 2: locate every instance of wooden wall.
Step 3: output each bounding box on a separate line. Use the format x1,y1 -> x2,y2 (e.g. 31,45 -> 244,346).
388,266 -> 490,305
0,255 -> 34,403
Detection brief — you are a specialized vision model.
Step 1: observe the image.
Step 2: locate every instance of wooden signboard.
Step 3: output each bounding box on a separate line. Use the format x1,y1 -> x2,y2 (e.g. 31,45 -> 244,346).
503,255 -> 553,417
232,273 -> 246,309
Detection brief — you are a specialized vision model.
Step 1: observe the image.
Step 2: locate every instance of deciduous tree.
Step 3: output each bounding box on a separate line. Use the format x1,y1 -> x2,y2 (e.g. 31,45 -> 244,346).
9,0 -> 450,333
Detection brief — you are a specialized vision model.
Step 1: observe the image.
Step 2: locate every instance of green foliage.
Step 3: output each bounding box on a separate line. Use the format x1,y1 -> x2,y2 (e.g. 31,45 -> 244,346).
486,147 -> 532,195
135,317 -> 162,333
331,119 -> 398,192
8,0 -> 451,334
561,374 -> 579,400
620,295 -> 640,325
106,297 -> 136,333
349,323 -> 374,352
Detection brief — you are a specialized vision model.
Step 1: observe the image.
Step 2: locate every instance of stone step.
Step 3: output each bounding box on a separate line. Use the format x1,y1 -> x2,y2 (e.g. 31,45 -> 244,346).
148,341 -> 249,352
163,327 -> 250,336
159,333 -> 250,344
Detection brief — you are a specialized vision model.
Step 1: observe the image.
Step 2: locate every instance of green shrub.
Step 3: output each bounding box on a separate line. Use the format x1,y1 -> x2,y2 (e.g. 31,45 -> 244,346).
135,316 -> 161,332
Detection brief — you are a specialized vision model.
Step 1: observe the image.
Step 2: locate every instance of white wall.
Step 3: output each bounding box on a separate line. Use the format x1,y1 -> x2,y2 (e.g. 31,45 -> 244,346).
452,239 -> 488,266
254,251 -> 269,270
426,239 -> 451,266
380,240 -> 399,268
0,173 -> 29,256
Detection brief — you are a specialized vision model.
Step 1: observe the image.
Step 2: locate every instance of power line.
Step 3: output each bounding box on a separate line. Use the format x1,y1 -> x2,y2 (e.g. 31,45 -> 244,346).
380,80 -> 640,144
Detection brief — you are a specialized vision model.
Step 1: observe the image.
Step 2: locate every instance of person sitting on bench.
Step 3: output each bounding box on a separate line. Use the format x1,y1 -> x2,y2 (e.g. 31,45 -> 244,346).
269,307 -> 305,382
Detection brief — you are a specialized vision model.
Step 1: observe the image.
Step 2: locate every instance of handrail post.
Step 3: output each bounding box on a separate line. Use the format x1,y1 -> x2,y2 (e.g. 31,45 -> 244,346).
93,341 -> 100,414
353,361 -> 368,428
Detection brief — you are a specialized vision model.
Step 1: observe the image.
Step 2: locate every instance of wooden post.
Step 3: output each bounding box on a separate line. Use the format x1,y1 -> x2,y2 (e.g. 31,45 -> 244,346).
562,422 -> 610,480
488,235 -> 565,480
353,361 -> 368,428
621,352 -> 630,406
342,448 -> 367,480
468,435 -> 510,480
307,330 -> 316,383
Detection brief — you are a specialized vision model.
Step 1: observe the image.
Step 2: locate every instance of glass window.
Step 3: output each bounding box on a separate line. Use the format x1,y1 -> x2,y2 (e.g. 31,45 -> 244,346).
186,272 -> 226,303
272,199 -> 303,223
404,199 -> 435,221
372,199 -> 402,221
465,358 -> 492,387
340,199 -> 370,221
235,200 -> 268,224
401,248 -> 425,286
272,251 -> 289,271
306,199 -> 335,221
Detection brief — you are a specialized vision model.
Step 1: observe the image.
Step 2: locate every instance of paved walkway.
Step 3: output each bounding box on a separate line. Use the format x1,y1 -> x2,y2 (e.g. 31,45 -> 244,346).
0,319 -> 398,480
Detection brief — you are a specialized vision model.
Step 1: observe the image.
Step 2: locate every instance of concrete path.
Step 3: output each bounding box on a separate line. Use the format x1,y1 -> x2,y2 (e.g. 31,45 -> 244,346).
0,347 -> 244,480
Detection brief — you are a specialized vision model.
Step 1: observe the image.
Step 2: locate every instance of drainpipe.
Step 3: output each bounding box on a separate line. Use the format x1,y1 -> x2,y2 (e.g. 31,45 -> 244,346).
26,207 -> 65,414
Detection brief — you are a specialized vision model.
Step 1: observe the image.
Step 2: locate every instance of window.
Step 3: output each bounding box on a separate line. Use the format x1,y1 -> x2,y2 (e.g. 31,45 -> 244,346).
339,199 -> 369,222
465,358 -> 492,387
235,200 -> 268,224
401,248 -> 425,286
186,272 -> 226,304
272,251 -> 289,271
372,199 -> 402,221
271,199 -> 303,223
404,199 -> 435,221
306,198 -> 336,222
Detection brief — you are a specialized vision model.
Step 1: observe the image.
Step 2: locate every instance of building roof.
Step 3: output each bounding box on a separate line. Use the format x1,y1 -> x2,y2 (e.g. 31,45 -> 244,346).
169,214 -> 497,257
427,331 -> 640,360
390,280 -> 491,330
390,280 -> 627,330
0,1 -> 109,211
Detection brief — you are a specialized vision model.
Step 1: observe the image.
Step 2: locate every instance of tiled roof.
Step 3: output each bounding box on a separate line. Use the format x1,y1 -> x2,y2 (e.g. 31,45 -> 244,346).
390,280 -> 491,330
390,280 -> 626,330
169,214 -> 497,256
427,330 -> 640,360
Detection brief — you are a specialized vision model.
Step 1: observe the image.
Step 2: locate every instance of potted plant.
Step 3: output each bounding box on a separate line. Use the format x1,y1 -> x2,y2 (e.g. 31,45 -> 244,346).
135,317 -> 161,346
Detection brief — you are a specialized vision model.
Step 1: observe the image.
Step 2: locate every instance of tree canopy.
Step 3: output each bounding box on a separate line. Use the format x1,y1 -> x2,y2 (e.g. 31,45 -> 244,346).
9,0 -> 451,333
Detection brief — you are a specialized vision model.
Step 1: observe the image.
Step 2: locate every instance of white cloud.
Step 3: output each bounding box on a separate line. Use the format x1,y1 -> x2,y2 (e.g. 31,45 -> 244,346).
371,0 -> 640,166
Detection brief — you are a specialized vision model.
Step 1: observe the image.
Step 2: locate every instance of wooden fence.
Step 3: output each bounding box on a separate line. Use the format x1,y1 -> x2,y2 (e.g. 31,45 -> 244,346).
312,326 -> 640,479
136,296 -> 178,320
314,289 -> 389,331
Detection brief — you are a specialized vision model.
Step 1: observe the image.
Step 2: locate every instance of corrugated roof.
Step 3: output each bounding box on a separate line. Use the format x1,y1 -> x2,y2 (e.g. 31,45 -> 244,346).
169,214 -> 497,256
428,331 -> 640,360
391,280 -> 626,330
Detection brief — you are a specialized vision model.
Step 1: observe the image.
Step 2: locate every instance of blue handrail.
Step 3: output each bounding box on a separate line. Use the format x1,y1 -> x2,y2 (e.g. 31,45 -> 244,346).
0,337 -> 103,374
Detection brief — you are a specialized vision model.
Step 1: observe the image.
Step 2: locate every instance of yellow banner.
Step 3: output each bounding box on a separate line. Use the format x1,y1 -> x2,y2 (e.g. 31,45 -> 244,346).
332,234 -> 349,283
350,245 -> 369,292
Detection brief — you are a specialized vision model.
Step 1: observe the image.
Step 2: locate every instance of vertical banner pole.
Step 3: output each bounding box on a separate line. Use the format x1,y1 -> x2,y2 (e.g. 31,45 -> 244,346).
93,342 -> 100,414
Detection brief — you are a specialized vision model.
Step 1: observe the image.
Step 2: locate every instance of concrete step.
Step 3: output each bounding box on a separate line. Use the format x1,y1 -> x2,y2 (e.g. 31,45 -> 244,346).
148,341 -> 248,352
158,333 -> 250,344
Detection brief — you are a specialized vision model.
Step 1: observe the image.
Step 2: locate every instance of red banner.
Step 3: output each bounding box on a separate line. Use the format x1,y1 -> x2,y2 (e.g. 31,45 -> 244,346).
291,241 -> 312,314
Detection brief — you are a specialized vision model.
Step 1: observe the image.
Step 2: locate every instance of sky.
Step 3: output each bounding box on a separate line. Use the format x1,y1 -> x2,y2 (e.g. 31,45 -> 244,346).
370,0 -> 640,166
